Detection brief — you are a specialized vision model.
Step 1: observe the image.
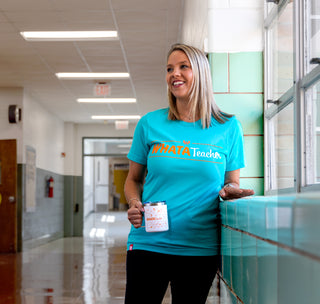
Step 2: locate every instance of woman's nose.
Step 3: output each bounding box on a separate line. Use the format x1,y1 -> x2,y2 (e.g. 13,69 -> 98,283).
173,68 -> 181,76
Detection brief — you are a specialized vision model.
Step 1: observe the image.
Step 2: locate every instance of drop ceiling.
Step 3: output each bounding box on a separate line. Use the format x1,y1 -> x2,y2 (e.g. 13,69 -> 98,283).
0,0 -> 184,123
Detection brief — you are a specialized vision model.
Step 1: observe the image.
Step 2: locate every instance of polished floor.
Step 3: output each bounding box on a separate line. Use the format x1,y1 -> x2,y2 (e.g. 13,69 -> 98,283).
0,212 -> 221,304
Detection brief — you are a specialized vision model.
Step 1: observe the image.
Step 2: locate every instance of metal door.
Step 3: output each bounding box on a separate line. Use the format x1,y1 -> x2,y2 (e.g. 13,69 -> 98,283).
0,139 -> 17,253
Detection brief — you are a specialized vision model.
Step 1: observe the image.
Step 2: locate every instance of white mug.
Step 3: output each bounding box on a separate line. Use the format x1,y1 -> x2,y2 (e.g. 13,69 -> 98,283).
143,201 -> 169,232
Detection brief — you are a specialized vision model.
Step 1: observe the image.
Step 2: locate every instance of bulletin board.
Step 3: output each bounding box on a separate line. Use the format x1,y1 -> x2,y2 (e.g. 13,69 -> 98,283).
25,146 -> 36,212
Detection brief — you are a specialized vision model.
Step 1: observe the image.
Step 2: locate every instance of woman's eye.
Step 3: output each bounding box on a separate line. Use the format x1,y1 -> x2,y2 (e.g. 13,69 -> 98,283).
181,65 -> 188,69
167,67 -> 173,73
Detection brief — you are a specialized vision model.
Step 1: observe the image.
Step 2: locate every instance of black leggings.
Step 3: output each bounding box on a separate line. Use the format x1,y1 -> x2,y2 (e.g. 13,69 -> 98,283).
125,250 -> 219,304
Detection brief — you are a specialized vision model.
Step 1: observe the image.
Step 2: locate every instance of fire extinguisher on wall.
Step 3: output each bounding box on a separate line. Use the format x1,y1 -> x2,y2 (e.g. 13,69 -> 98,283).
47,176 -> 54,198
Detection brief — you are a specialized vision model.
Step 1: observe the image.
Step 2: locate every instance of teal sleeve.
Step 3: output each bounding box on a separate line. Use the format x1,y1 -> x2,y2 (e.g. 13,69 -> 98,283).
127,115 -> 149,165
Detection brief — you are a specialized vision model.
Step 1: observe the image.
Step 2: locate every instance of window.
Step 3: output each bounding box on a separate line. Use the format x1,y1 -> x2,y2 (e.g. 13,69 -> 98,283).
265,0 -> 320,193
306,0 -> 320,74
305,0 -> 320,185
268,2 -> 293,104
268,103 -> 295,190
305,80 -> 320,184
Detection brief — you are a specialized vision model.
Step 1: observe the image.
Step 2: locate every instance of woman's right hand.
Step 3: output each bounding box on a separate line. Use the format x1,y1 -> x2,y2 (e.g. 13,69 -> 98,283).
127,200 -> 144,228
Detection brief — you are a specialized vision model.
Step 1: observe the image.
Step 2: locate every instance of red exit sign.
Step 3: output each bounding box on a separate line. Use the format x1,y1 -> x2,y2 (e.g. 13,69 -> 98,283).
94,83 -> 111,96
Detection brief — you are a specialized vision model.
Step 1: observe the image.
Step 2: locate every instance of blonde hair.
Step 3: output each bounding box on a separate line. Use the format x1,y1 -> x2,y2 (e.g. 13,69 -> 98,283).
167,43 -> 232,128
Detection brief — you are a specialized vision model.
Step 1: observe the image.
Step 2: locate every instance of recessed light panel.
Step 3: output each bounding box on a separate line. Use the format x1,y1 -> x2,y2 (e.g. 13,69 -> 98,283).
91,115 -> 141,120
20,31 -> 118,41
56,73 -> 130,79
77,98 -> 136,103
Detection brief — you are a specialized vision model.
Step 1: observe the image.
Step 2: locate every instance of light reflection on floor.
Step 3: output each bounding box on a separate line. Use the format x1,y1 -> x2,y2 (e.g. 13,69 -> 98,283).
0,212 -> 220,304
0,212 -> 131,304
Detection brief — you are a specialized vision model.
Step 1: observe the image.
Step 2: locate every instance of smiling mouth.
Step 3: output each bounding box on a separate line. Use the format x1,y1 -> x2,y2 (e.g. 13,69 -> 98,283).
172,81 -> 184,87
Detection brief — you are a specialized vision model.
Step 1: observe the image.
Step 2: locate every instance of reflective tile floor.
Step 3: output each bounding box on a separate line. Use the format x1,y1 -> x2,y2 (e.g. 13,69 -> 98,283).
0,212 -> 220,304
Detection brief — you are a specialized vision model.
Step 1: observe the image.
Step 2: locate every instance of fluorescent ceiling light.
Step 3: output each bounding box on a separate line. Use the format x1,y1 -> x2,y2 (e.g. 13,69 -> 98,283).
20,31 -> 118,41
92,115 -> 141,120
56,72 -> 129,79
77,98 -> 136,103
117,144 -> 132,148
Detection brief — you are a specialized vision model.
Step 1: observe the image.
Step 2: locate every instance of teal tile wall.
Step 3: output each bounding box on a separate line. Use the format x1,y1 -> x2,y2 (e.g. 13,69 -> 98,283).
294,194 -> 320,256
208,53 -> 228,92
214,94 -> 263,135
226,200 -> 236,227
248,199 -> 267,238
266,196 -> 296,244
220,199 -> 227,224
241,234 -> 257,304
221,226 -> 232,287
230,230 -> 242,299
229,52 -> 263,93
209,52 -> 263,93
220,193 -> 320,304
257,240 -> 278,304
242,136 -> 264,177
239,178 -> 264,197
234,199 -> 249,231
276,201 -> 294,248
209,52 -> 264,196
278,248 -> 320,304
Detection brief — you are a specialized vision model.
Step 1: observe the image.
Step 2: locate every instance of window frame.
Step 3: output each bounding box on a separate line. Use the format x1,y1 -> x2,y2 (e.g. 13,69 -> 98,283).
264,0 -> 320,195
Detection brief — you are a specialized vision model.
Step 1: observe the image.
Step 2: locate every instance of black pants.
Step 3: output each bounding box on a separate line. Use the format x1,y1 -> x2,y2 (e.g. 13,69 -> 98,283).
125,250 -> 219,304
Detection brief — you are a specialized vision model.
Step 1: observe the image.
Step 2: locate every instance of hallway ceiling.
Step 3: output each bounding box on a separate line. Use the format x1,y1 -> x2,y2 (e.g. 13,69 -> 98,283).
0,0 -> 183,123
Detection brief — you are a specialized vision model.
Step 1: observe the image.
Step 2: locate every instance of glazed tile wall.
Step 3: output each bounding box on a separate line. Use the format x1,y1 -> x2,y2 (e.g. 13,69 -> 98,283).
18,165 -> 65,249
18,165 -> 84,248
209,52 -> 264,195
220,193 -> 320,304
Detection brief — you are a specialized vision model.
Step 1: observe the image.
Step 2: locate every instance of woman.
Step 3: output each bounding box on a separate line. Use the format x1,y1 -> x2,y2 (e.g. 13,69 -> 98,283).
124,43 -> 254,304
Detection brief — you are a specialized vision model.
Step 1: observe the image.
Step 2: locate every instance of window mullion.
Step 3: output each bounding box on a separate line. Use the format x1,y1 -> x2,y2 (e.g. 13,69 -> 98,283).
301,64 -> 320,89
265,87 -> 294,119
293,0 -> 305,192
264,0 -> 291,28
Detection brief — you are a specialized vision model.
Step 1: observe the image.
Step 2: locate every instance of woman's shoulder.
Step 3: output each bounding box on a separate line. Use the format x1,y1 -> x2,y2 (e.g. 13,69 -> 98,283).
211,114 -> 240,128
142,108 -> 169,121
226,115 -> 240,125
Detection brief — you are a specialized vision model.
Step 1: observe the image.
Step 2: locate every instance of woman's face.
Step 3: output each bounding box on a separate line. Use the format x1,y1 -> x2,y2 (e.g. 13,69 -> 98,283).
166,50 -> 193,102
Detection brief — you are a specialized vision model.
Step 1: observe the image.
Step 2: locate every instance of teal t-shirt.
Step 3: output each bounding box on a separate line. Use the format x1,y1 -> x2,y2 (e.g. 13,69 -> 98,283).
127,108 -> 245,256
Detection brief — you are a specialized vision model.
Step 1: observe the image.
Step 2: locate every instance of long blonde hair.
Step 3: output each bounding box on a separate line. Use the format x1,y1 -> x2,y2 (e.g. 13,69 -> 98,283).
167,43 -> 232,128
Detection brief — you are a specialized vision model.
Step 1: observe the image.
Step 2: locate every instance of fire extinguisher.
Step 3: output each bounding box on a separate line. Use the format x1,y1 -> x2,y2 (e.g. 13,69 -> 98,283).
48,176 -> 54,198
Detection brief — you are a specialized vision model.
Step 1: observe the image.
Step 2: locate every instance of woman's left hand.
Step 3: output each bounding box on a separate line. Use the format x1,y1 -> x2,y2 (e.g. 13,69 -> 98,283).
219,183 -> 254,200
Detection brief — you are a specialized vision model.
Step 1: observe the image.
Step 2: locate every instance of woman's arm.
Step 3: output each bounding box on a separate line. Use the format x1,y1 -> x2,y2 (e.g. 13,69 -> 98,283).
218,169 -> 254,200
124,161 -> 147,228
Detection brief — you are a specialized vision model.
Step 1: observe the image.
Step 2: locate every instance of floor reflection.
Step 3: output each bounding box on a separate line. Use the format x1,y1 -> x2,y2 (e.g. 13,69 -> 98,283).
0,212 -> 131,304
0,212 -> 219,304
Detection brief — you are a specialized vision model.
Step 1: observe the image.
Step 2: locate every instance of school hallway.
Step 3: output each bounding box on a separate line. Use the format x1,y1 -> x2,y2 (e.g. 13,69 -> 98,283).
0,1 -> 319,303
1,212 -> 131,304
0,211 -> 223,304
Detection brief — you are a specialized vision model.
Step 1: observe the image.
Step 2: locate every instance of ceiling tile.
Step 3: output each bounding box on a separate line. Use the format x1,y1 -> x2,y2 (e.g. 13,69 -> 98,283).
0,0 -> 54,11
0,0 -> 183,123
51,0 -> 109,11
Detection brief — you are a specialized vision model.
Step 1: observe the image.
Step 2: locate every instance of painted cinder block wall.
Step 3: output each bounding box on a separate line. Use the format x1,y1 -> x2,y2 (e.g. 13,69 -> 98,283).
209,51 -> 264,195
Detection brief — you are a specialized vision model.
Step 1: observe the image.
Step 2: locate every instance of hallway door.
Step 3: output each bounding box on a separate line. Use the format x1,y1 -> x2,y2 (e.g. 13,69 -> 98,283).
0,139 -> 17,253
